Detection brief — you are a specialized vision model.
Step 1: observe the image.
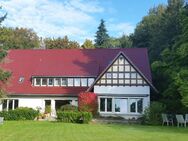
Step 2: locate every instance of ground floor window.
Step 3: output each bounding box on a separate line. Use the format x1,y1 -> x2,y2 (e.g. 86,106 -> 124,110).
99,97 -> 143,114
2,99 -> 19,111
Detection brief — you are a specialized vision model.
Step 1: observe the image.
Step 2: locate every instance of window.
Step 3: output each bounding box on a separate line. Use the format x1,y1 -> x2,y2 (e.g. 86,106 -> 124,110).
107,79 -> 111,84
2,100 -> 7,110
107,98 -> 112,112
119,66 -> 124,72
3,99 -> 19,111
106,73 -> 112,78
125,73 -> 130,78
119,56 -> 124,64
131,79 -> 136,84
61,78 -> 67,86
41,78 -> 47,86
113,66 -> 118,71
81,78 -> 87,86
74,78 -> 81,86
54,78 -> 60,86
137,79 -> 143,84
137,99 -> 143,113
14,100 -> 19,109
119,73 -> 124,78
115,98 -> 128,113
35,78 -> 41,86
130,99 -> 136,113
48,78 -> 53,86
129,98 -> 143,113
131,73 -> 137,79
100,98 -> 105,112
88,78 -> 94,86
68,78 -> 74,86
112,73 -> 118,78
125,66 -> 130,72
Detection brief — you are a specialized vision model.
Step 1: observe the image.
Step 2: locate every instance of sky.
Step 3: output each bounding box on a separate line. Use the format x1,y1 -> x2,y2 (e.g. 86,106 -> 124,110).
0,0 -> 167,44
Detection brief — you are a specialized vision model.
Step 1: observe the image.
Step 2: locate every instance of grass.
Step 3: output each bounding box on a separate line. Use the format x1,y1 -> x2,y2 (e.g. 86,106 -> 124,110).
0,121 -> 188,141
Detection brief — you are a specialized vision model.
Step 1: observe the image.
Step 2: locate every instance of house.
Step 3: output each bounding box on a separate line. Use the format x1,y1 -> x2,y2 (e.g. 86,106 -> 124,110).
0,48 -> 157,119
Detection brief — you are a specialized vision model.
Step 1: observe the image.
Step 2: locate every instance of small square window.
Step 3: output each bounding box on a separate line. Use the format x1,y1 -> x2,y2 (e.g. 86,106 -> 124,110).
74,78 -> 81,86
101,79 -> 105,84
19,77 -> 24,83
41,78 -> 47,86
68,78 -> 74,86
112,73 -> 118,78
125,66 -> 130,72
125,73 -> 130,78
125,80 -> 130,84
131,79 -> 136,84
48,78 -> 53,86
113,66 -> 118,71
119,66 -> 124,72
113,79 -> 118,84
131,73 -> 137,79
137,79 -> 143,84
81,78 -> 87,86
119,79 -> 124,84
35,78 -> 41,86
119,73 -> 124,78
61,78 -> 67,86
88,78 -> 95,86
106,73 -> 112,78
54,78 -> 60,86
107,79 -> 111,84
119,56 -> 124,64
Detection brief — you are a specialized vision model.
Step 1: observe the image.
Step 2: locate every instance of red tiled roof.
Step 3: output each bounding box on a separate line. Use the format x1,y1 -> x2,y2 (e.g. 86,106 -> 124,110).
1,48 -> 152,95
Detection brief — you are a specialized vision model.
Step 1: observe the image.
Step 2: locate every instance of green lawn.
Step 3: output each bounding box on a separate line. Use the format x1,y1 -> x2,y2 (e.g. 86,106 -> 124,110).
0,121 -> 188,141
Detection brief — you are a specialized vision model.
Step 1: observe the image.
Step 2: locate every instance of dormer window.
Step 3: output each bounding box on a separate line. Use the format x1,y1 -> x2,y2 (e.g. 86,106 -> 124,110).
54,78 -> 60,86
48,78 -> 53,86
18,76 -> 24,83
35,78 -> 41,86
41,78 -> 47,86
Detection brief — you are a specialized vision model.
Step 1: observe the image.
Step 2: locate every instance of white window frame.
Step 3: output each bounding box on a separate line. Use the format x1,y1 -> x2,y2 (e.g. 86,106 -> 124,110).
34,78 -> 41,86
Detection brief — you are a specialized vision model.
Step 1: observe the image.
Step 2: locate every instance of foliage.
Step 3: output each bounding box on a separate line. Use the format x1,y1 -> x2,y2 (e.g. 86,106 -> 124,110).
142,102 -> 166,125
44,105 -> 51,113
0,107 -> 39,120
94,19 -> 109,48
78,92 -> 98,115
60,104 -> 78,112
57,111 -> 92,124
44,36 -> 80,49
81,39 -> 95,49
0,27 -> 40,49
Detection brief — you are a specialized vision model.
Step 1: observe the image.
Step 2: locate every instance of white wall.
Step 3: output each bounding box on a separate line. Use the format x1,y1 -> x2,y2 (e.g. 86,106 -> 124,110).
94,86 -> 150,95
19,98 -> 45,112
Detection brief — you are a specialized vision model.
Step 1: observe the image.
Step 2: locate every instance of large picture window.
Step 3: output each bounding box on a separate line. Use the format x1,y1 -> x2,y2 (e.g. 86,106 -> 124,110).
99,97 -> 143,114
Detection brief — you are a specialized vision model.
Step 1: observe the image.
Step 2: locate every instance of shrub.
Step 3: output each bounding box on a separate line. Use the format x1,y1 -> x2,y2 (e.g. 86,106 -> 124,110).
57,111 -> 92,124
60,104 -> 78,112
0,107 -> 39,120
45,105 -> 51,113
141,101 -> 166,125
78,92 -> 98,115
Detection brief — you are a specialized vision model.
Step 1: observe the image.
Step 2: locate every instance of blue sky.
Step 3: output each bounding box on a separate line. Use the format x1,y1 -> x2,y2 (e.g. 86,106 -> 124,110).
0,0 -> 167,44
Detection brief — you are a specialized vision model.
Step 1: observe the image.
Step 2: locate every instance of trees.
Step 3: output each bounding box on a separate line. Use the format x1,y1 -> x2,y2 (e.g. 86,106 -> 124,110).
0,27 -> 40,49
0,7 -> 11,98
81,39 -> 95,49
44,36 -> 80,49
94,19 -> 109,48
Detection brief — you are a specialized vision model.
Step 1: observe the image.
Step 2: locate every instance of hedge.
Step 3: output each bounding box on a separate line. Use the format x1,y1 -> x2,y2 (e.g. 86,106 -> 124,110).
0,107 -> 39,120
57,111 -> 92,124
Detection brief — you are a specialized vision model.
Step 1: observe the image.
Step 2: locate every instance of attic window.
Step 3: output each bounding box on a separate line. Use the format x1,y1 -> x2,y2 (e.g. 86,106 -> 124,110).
18,77 -> 24,83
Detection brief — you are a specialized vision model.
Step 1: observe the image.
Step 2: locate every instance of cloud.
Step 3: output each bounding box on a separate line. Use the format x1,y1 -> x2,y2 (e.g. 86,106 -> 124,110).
0,0 -> 102,43
108,22 -> 135,37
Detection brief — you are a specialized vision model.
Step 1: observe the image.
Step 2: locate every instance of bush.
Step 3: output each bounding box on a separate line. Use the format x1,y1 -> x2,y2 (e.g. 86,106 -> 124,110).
141,102 -> 166,125
57,111 -> 92,124
60,104 -> 78,112
78,92 -> 98,115
0,107 -> 39,120
45,105 -> 51,113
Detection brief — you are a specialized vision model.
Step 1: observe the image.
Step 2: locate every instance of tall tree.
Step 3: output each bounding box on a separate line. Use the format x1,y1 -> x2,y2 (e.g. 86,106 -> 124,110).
94,19 -> 109,48
0,6 -> 7,24
44,36 -> 80,49
0,7 -> 10,98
